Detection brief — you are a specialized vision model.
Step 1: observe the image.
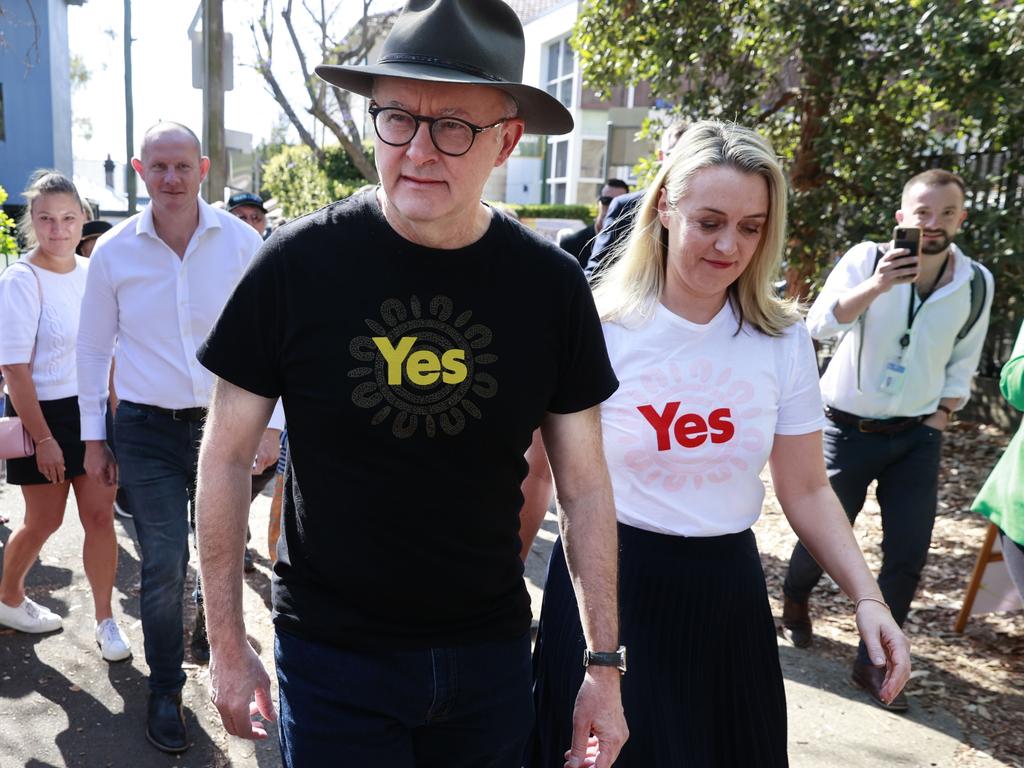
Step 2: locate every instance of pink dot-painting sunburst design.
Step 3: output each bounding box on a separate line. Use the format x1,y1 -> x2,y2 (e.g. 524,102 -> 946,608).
605,357 -> 771,492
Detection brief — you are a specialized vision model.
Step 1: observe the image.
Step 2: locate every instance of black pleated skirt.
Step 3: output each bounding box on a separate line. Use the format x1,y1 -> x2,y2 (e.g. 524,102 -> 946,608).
528,523 -> 788,768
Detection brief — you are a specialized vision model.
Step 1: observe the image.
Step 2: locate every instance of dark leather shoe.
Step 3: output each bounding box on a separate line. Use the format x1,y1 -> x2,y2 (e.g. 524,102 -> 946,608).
146,692 -> 188,753
781,595 -> 813,648
850,659 -> 909,712
190,606 -> 210,665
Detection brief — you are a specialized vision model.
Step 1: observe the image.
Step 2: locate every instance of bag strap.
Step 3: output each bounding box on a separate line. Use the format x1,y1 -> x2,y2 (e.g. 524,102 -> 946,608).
10,260 -> 44,375
957,262 -> 987,342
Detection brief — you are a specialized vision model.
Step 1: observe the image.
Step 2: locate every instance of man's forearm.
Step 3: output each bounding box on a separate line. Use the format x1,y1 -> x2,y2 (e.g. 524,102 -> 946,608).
831,276 -> 883,325
558,482 -> 620,652
196,455 -> 252,649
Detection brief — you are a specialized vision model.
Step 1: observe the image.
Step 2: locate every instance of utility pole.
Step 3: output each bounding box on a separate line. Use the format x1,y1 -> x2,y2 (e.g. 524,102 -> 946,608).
202,0 -> 226,203
124,0 -> 136,214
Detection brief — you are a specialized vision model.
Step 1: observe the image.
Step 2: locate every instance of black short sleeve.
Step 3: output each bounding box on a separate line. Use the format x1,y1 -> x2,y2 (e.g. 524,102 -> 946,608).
546,264 -> 618,414
197,237 -> 283,398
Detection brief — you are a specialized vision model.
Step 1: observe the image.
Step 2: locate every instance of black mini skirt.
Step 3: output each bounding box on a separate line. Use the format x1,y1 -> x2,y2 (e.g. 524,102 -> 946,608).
4,395 -> 86,486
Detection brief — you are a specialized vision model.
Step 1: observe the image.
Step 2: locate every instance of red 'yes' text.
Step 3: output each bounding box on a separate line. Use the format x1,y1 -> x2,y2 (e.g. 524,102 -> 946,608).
637,403 -> 735,451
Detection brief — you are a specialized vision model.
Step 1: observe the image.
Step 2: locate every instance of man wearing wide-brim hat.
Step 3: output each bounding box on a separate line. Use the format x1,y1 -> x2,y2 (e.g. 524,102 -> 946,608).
194,1 -> 627,767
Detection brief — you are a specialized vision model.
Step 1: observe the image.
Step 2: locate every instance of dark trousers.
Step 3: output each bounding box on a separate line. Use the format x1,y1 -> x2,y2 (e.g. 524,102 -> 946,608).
115,402 -> 203,695
275,629 -> 534,768
783,419 -> 943,662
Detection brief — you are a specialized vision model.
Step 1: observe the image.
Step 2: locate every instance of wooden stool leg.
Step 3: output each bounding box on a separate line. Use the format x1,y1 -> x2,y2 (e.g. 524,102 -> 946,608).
954,522 -> 1000,633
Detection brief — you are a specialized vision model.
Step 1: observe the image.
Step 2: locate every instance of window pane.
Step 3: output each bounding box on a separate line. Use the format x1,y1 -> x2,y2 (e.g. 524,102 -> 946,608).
559,78 -> 573,108
553,140 -> 568,178
580,140 -> 605,179
561,40 -> 574,78
546,42 -> 559,83
552,183 -> 566,205
577,182 -> 601,204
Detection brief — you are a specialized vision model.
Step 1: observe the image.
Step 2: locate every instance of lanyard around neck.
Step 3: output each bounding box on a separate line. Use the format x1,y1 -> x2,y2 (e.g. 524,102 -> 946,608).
900,253 -> 951,349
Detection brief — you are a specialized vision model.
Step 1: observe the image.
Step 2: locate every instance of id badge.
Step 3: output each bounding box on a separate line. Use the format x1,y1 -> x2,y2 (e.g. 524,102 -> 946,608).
879,358 -> 907,394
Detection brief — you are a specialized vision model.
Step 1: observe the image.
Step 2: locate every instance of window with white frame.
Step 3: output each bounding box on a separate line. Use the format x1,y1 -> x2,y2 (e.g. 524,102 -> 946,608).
545,37 -> 574,109
547,139 -> 569,204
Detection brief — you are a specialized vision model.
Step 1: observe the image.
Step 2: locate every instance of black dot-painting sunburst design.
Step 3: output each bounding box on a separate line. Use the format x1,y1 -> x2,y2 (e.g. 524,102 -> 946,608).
348,295 -> 498,438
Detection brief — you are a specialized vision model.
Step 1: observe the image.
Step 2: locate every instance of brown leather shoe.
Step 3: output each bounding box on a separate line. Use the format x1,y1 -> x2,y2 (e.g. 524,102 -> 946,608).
850,659 -> 909,712
781,595 -> 813,648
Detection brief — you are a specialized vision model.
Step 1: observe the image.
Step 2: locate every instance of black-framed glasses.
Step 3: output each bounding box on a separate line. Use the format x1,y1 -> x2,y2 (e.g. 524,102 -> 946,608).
598,195 -> 613,206
368,105 -> 507,157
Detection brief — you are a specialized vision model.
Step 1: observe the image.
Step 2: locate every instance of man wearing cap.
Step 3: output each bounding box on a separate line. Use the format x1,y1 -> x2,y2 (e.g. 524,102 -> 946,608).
195,1 -> 628,767
227,192 -> 270,239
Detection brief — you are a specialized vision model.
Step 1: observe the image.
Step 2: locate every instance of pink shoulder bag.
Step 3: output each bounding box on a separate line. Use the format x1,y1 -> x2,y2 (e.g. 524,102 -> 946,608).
0,262 -> 43,460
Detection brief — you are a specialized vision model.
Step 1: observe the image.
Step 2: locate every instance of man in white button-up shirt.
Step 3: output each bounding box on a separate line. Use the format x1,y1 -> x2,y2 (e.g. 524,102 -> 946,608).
76,122 -> 282,755
780,169 -> 993,711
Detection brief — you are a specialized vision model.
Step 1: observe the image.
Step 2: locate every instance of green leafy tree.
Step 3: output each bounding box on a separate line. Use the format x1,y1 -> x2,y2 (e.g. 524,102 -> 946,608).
0,185 -> 18,258
573,0 -> 1024,347
261,143 -> 372,220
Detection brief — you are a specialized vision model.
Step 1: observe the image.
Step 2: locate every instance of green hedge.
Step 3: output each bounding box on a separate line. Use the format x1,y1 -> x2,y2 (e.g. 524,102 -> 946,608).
508,203 -> 596,225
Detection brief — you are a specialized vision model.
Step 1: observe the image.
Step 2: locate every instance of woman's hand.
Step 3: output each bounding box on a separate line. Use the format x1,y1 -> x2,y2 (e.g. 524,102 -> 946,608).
35,437 -> 66,484
855,600 -> 912,706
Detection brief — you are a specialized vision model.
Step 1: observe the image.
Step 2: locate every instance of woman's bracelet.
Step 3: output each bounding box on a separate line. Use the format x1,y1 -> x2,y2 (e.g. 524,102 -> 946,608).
855,596 -> 890,612
35,436 -> 55,446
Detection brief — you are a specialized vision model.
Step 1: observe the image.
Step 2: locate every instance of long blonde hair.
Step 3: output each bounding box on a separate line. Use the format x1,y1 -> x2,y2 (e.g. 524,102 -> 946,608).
592,120 -> 800,336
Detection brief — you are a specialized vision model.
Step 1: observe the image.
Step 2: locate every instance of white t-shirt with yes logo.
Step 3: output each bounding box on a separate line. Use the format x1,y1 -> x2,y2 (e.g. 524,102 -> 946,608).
601,301 -> 825,537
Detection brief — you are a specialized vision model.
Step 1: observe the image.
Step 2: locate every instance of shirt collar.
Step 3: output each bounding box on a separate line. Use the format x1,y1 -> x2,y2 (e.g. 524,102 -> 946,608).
135,197 -> 223,240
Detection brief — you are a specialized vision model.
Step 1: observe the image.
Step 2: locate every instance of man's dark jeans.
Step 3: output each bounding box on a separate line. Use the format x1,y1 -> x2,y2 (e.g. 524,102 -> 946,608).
783,419 -> 943,662
115,402 -> 203,695
275,628 -> 534,767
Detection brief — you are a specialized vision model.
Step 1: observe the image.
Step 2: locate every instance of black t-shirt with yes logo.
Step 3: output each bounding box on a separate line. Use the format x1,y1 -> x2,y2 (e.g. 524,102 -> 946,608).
198,190 -> 618,649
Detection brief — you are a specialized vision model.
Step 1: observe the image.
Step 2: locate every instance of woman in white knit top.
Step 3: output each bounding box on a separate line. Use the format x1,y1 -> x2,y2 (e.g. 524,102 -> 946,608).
0,171 -> 130,662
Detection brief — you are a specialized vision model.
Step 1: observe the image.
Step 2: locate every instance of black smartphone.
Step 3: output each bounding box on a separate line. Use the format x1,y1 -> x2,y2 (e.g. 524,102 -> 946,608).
892,226 -> 921,257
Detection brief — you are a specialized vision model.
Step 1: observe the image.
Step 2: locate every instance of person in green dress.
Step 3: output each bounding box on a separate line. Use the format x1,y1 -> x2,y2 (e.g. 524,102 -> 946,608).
972,319 -> 1024,598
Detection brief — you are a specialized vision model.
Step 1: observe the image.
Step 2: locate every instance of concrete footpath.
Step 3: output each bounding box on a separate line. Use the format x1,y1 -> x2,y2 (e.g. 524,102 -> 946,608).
0,484 -> 982,768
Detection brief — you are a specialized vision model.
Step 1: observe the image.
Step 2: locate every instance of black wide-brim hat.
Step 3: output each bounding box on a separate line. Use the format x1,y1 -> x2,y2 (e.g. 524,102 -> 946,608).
315,0 -> 573,136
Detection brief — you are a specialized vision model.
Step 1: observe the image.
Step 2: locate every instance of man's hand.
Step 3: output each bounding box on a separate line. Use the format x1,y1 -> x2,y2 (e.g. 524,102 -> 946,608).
564,668 -> 627,768
84,440 -> 118,487
855,601 -> 912,706
209,640 -> 277,740
253,428 -> 282,475
872,243 -> 920,292
922,410 -> 949,431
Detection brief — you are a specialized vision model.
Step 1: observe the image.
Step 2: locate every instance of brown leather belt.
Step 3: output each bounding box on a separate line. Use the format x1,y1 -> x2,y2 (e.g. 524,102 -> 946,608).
824,407 -> 924,434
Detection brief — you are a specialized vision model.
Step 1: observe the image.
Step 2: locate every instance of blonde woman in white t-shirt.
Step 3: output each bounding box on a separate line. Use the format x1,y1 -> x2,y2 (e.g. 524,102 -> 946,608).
529,122 -> 911,768
0,171 -> 130,661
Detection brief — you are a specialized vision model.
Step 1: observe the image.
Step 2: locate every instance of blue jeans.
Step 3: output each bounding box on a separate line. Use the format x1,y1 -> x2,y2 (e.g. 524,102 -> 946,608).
784,419 -> 943,662
275,629 -> 534,767
115,402 -> 204,695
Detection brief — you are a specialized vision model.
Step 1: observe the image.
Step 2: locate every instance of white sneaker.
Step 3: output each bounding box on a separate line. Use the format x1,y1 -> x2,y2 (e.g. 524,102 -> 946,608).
0,597 -> 63,633
95,618 -> 132,662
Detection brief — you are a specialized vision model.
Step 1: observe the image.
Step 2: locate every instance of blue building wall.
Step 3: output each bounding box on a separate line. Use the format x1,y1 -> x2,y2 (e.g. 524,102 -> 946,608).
0,0 -> 75,205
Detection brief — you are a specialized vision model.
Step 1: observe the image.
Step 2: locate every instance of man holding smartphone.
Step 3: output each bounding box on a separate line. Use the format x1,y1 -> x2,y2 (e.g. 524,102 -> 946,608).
780,169 -> 993,711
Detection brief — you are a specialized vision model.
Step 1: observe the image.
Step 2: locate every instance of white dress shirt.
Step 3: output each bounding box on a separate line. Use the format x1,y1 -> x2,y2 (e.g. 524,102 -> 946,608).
808,241 -> 994,419
77,198 -> 283,440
